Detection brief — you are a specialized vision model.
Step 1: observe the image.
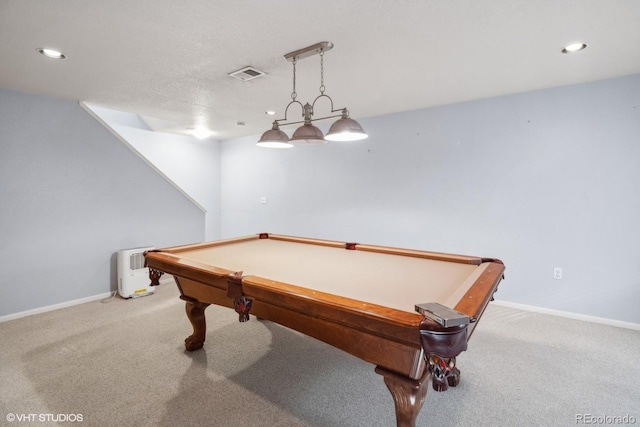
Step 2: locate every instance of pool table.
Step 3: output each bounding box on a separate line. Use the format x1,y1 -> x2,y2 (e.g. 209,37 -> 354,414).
144,233 -> 505,427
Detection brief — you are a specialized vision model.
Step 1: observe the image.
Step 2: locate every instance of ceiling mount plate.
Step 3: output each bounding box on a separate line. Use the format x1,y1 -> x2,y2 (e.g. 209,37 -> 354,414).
284,41 -> 334,62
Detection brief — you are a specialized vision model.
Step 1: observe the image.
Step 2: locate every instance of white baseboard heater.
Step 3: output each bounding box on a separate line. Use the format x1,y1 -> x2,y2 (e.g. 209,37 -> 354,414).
117,247 -> 155,299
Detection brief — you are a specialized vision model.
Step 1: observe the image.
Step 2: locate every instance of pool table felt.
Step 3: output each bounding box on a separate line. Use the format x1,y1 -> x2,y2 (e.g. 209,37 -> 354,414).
170,238 -> 488,315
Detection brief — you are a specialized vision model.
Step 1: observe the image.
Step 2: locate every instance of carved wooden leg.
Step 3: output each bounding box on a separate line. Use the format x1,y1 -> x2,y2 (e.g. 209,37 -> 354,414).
428,355 -> 460,391
232,296 -> 253,322
148,267 -> 164,286
184,300 -> 210,351
375,366 -> 430,427
448,367 -> 461,387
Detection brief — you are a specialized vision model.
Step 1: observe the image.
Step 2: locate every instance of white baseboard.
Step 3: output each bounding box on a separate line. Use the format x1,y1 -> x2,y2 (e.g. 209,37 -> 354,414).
0,276 -> 174,323
492,300 -> 640,331
0,292 -> 115,323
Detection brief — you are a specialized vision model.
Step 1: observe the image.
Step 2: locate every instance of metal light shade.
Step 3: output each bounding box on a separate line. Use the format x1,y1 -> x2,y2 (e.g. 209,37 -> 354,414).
257,121 -> 293,148
325,116 -> 368,141
290,122 -> 326,144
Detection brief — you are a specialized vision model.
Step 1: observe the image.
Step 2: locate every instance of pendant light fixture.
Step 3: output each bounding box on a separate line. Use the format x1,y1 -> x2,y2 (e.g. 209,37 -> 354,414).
257,42 -> 368,148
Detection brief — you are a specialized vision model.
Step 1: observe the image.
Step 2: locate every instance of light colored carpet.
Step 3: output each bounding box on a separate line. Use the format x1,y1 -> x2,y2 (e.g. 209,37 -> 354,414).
1,283 -> 638,427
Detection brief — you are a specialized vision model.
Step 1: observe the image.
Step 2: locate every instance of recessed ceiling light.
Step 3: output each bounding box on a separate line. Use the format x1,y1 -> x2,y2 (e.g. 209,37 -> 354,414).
561,43 -> 587,54
37,48 -> 67,59
189,127 -> 213,139
265,111 -> 276,116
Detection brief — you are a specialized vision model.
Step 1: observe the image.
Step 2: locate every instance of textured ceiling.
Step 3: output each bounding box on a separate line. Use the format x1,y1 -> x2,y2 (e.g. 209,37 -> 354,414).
1,0 -> 639,141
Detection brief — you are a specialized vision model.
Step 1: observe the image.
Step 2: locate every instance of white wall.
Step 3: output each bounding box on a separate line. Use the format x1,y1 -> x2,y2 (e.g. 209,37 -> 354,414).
220,74 -> 640,324
3,75 -> 637,324
85,105 -> 222,241
0,88 -> 205,317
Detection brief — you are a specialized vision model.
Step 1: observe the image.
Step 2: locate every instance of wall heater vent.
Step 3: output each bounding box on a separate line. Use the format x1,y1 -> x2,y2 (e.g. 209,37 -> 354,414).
129,252 -> 146,271
117,247 -> 155,299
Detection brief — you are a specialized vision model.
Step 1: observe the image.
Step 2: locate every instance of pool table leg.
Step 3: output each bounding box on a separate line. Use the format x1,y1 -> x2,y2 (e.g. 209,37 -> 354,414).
375,366 -> 429,427
184,300 -> 210,351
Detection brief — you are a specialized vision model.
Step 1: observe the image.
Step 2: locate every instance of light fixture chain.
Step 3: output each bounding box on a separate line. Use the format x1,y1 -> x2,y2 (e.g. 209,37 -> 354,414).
319,49 -> 325,94
291,59 -> 297,101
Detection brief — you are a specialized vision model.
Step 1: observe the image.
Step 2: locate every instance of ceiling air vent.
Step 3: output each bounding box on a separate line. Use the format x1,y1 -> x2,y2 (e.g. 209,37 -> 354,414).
228,66 -> 266,81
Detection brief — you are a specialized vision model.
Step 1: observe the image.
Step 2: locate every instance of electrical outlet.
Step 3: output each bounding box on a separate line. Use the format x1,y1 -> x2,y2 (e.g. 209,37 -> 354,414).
553,267 -> 562,280
259,196 -> 268,204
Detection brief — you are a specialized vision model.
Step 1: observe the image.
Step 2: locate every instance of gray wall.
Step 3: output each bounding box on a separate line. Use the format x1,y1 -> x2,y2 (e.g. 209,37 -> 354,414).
0,87 -> 205,317
220,74 -> 640,324
85,105 -> 222,241
3,75 -> 638,324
